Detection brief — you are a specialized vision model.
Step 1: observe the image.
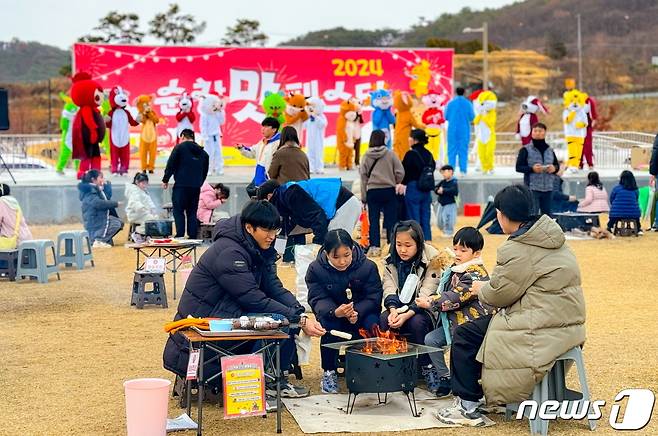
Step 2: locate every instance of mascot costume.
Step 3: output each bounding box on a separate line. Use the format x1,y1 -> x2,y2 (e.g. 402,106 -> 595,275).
473,90 -> 498,174
175,92 -> 196,140
562,89 -> 589,170
305,97 -> 327,174
135,95 -> 162,173
70,72 -> 106,180
336,98 -> 360,170
370,88 -> 395,148
516,96 -> 548,146
444,90 -> 475,174
263,91 -> 286,127
581,94 -> 597,169
421,89 -> 447,162
393,90 -> 425,160
56,92 -> 78,174
283,92 -> 309,137
107,86 -> 138,175
199,93 -> 226,175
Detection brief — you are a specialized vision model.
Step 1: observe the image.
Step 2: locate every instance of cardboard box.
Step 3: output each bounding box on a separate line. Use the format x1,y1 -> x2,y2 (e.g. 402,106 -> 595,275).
630,147 -> 651,170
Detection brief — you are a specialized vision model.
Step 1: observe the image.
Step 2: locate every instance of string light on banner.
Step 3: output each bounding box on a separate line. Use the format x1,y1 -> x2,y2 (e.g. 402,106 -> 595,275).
87,45 -> 237,81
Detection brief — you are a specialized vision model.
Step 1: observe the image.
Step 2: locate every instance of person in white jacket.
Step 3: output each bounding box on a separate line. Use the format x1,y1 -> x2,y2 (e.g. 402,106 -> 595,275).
305,97 -> 328,174
237,117 -> 281,194
125,172 -> 159,241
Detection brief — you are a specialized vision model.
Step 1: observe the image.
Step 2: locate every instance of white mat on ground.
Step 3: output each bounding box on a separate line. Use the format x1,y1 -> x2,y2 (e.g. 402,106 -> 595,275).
282,390 -> 494,433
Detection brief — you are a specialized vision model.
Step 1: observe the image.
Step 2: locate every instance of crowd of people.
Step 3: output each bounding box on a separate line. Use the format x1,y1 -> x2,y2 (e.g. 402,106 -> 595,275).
516,122 -> 651,234
162,183 -> 587,427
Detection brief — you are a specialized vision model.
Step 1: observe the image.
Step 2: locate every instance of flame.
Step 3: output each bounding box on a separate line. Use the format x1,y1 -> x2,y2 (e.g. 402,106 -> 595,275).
358,325 -> 408,355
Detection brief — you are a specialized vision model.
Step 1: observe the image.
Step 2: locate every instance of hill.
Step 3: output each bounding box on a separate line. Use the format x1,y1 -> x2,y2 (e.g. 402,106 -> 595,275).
282,0 -> 658,95
0,39 -> 70,83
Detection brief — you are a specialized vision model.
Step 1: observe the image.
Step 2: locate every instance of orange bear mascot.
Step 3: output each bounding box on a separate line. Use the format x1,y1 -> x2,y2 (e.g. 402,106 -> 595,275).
135,95 -> 162,173
393,90 -> 425,160
70,72 -> 106,180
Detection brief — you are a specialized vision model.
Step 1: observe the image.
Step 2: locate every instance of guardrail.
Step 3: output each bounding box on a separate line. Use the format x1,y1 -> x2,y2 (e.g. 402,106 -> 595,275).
0,131 -> 653,170
0,134 -> 60,169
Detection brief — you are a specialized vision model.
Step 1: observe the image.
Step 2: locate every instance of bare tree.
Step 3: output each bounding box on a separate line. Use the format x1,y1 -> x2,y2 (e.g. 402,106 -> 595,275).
78,11 -> 144,43
221,19 -> 268,47
149,3 -> 206,44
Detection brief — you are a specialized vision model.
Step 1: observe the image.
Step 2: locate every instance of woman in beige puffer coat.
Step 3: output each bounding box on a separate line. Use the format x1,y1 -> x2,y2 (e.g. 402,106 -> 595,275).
436,184 -> 586,428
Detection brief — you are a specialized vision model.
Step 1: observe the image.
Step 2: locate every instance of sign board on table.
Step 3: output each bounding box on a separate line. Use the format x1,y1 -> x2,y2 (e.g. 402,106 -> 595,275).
144,257 -> 166,273
73,44 -> 454,165
221,354 -> 266,419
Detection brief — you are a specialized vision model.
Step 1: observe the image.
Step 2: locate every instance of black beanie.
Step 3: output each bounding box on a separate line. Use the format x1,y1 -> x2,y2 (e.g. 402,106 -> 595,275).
494,184 -> 534,222
410,129 -> 428,145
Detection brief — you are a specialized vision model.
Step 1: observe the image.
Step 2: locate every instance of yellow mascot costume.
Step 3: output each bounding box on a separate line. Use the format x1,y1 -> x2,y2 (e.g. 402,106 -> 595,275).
473,90 -> 497,174
562,89 -> 588,170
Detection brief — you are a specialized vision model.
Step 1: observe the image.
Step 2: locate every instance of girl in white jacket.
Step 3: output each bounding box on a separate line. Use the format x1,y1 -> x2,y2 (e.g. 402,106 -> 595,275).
125,172 -> 159,240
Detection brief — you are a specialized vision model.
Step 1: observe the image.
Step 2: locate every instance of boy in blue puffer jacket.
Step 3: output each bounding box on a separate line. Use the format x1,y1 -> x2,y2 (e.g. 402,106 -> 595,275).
607,170 -> 642,234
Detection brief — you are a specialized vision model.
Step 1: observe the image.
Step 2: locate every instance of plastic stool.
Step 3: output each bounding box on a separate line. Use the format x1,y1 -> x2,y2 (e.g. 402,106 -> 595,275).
505,346 -> 596,435
131,271 -> 168,309
0,249 -> 19,281
57,230 -> 94,269
16,240 -> 61,283
613,219 -> 639,237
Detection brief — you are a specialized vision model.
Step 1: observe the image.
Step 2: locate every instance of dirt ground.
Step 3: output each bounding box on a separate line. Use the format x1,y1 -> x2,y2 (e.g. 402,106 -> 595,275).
2,217 -> 657,436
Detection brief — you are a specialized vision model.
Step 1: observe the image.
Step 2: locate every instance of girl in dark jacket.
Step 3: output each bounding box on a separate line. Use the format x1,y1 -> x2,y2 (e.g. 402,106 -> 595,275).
306,229 -> 383,394
78,169 -> 123,247
607,170 -> 642,233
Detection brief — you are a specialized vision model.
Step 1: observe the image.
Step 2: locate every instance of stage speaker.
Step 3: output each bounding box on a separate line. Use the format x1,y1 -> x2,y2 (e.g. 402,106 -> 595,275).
0,88 -> 8,130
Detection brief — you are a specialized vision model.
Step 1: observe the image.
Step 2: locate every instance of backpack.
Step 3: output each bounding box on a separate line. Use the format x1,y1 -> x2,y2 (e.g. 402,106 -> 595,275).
413,149 -> 435,192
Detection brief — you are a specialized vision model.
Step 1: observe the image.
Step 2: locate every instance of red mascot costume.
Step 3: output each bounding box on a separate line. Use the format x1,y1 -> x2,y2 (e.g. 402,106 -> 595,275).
71,72 -> 106,180
106,86 -> 138,175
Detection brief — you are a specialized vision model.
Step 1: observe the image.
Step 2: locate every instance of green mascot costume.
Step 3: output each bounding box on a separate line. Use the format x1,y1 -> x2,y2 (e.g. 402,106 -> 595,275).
55,92 -> 79,173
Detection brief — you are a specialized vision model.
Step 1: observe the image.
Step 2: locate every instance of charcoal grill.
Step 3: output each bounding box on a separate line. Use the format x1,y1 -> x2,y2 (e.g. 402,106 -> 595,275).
323,338 -> 439,416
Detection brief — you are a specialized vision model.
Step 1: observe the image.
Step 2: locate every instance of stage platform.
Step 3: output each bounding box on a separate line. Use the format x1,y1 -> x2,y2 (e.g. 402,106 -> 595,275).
1,165 -> 650,224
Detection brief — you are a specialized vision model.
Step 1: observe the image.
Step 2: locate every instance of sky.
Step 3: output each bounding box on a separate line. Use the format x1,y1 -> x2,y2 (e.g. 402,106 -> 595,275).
2,0 -> 516,49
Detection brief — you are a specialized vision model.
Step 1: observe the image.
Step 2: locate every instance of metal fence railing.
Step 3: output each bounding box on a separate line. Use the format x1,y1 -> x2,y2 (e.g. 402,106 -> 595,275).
0,134 -> 60,169
0,131 -> 653,171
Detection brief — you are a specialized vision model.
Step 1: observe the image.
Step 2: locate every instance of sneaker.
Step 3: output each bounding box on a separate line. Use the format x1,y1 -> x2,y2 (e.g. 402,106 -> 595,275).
638,230 -> 644,236
435,376 -> 451,398
422,365 -> 440,393
92,240 -> 112,248
265,395 -> 278,412
320,370 -> 339,394
266,380 -> 310,398
649,227 -> 658,232
434,399 -> 487,427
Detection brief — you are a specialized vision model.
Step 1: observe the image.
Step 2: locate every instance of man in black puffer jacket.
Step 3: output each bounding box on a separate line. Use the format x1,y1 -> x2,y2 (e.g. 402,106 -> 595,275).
163,200 -> 326,397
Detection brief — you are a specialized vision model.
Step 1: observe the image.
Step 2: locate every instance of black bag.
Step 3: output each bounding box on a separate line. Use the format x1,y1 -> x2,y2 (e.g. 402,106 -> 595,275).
413,149 -> 435,192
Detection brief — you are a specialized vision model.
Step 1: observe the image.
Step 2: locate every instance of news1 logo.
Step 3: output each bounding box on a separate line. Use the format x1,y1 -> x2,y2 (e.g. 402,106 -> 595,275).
516,389 -> 655,430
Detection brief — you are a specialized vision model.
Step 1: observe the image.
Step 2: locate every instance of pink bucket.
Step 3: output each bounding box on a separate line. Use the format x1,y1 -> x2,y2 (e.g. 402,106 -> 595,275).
124,378 -> 171,436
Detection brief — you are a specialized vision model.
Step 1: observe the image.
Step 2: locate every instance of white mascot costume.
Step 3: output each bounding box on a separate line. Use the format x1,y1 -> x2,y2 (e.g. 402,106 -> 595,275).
199,93 -> 226,175
305,97 -> 328,174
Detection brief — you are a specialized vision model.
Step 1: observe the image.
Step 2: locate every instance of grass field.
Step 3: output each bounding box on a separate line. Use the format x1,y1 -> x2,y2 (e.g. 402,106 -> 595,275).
2,217 -> 657,435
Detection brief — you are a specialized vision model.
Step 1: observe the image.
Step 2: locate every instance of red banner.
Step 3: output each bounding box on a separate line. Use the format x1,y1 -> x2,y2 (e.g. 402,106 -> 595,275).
73,43 -> 453,148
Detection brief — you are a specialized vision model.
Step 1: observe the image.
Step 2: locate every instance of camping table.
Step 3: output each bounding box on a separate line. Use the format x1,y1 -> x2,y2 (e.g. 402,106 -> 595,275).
179,329 -> 289,435
126,240 -> 202,299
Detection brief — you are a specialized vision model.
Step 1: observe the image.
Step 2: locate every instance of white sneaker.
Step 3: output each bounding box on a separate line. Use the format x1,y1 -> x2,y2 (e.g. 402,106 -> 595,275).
92,240 -> 112,248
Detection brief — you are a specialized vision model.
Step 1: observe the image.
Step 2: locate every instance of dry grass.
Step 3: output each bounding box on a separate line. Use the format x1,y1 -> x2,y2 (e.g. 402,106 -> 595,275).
2,217 -> 657,436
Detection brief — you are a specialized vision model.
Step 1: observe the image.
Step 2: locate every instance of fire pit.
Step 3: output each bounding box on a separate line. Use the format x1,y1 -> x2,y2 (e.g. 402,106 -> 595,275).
323,332 -> 439,417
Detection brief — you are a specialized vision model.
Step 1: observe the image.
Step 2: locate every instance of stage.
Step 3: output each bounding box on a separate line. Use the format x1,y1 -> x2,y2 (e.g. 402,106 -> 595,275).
2,165 -> 650,224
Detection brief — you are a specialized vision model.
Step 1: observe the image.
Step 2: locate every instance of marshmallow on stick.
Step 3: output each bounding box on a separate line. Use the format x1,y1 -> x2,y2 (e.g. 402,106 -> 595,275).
330,330 -> 353,340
